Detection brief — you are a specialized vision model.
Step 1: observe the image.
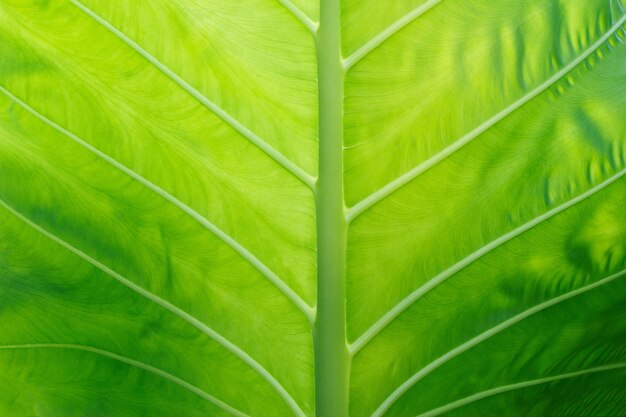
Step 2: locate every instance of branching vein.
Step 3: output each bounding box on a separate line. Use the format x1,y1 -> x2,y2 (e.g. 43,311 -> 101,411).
0,85 -> 314,323
371,267 -> 626,417
276,0 -> 319,34
0,344 -> 250,417
71,0 -> 315,190
0,198 -> 307,417
346,13 -> 626,222
343,0 -> 443,70
416,362 -> 626,417
350,168 -> 626,356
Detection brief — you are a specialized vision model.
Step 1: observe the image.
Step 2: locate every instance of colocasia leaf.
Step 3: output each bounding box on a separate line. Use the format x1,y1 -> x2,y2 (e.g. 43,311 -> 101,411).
1,0 -> 625,416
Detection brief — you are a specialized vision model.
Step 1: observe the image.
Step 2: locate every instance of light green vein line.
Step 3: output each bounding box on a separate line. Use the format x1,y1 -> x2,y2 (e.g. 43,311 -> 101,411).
416,362 -> 626,417
342,0 -> 443,70
611,0 -> 626,29
0,85 -> 314,323
0,344 -> 250,417
70,0 -> 315,190
350,168 -> 626,356
277,0 -> 319,34
0,198 -> 307,417
345,14 -> 626,222
371,267 -> 626,417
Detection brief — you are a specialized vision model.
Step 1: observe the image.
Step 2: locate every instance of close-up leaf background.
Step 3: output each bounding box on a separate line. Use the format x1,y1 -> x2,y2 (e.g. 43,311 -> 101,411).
1,0 -> 625,416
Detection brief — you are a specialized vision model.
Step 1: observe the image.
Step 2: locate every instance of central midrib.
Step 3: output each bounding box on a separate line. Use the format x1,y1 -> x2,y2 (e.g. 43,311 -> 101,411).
314,0 -> 349,416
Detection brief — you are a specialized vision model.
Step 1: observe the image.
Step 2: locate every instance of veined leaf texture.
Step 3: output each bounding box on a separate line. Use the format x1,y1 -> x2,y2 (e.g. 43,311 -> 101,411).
1,0 -> 626,416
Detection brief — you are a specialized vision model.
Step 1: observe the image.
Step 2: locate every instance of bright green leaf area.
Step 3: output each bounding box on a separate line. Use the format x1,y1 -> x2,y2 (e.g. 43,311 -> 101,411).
1,0 -> 625,416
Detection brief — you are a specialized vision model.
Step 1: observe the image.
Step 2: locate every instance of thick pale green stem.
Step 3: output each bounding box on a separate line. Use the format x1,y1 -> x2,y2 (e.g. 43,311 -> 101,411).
314,0 -> 349,416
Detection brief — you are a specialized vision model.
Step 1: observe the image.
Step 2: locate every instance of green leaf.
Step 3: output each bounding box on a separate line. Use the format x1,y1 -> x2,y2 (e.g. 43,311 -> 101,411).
1,0 -> 625,416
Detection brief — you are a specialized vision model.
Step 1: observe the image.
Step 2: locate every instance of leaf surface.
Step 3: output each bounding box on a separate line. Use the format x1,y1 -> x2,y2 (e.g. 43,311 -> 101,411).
1,0 -> 625,416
